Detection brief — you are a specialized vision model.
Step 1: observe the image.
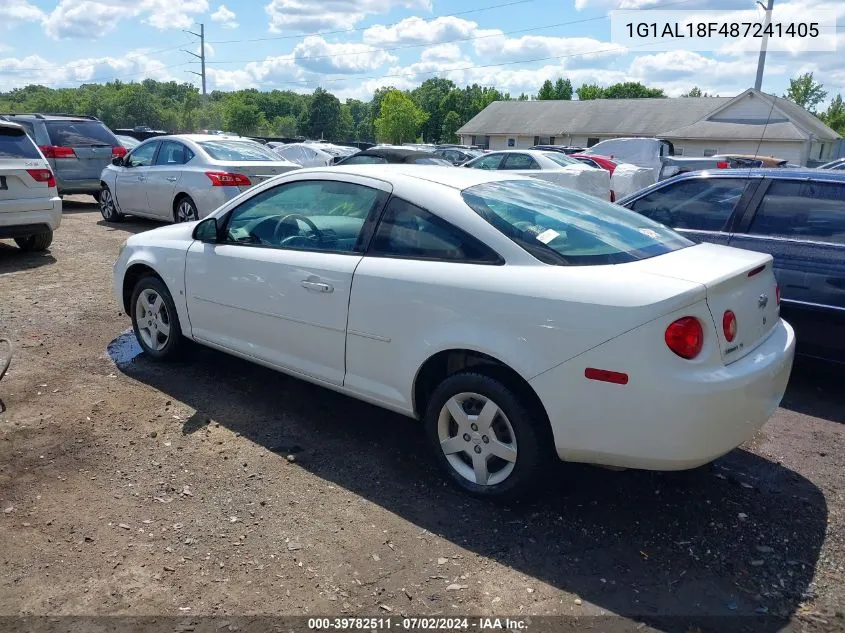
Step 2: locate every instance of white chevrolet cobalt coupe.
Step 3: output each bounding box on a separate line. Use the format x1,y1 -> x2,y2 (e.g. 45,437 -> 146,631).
113,165 -> 795,499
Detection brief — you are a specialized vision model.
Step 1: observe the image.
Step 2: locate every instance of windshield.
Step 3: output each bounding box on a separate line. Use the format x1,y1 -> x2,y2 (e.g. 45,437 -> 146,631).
199,140 -> 280,162
542,152 -> 580,167
46,120 -> 118,147
461,179 -> 692,266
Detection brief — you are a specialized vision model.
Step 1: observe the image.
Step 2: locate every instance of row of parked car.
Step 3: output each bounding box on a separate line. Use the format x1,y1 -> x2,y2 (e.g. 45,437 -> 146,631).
1,112 -> 843,365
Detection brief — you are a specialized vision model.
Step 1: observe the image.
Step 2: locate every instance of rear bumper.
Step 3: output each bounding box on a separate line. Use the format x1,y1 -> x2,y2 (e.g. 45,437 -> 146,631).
55,176 -> 101,195
0,199 -> 62,237
530,318 -> 795,470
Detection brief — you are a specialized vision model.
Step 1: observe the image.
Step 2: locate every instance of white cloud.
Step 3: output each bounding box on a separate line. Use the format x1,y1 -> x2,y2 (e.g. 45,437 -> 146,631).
420,43 -> 463,63
41,0 -> 208,39
210,4 -> 238,28
207,55 -> 304,91
264,0 -> 432,32
363,16 -> 477,46
293,36 -> 397,74
473,32 -> 626,67
0,0 -> 45,28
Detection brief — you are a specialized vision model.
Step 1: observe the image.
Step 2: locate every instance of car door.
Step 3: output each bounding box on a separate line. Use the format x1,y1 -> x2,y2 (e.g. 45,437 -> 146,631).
184,174 -> 391,385
115,140 -> 160,214
144,140 -> 194,220
623,176 -> 758,246
728,178 -> 845,357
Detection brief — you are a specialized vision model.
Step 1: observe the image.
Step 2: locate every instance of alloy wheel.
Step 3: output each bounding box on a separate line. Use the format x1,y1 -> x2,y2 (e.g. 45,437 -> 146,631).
135,288 -> 171,352
176,200 -> 197,222
100,189 -> 115,219
437,392 -> 517,486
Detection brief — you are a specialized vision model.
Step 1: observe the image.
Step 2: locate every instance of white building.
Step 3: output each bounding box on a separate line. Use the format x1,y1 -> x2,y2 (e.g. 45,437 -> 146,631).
457,88 -> 840,166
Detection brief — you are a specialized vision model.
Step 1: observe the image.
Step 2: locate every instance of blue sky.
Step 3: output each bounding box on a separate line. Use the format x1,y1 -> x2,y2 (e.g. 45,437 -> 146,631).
0,0 -> 842,105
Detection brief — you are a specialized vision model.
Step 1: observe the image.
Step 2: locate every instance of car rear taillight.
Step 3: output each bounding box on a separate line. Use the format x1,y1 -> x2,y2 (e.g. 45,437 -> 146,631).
39,145 -> 75,159
205,171 -> 251,187
722,310 -> 737,343
716,161 -> 730,169
112,146 -> 127,158
665,317 -> 704,359
610,190 -> 616,202
26,168 -> 56,188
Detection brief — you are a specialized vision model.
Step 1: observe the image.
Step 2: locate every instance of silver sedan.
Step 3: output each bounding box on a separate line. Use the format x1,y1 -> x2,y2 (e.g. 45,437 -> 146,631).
98,134 -> 301,223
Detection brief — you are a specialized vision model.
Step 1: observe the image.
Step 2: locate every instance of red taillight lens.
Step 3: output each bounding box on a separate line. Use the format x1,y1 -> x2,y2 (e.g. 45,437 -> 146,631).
26,168 -> 56,188
716,161 -> 730,169
775,284 -> 781,306
112,146 -> 127,158
722,310 -> 737,342
665,317 -> 704,359
205,171 -> 251,187
39,145 -> 75,159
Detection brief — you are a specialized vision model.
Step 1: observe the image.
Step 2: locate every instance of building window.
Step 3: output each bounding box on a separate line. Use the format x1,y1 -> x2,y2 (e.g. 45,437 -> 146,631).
587,137 -> 600,147
472,135 -> 490,149
533,136 -> 540,146
674,147 -> 685,156
703,148 -> 718,157
549,137 -> 555,145
507,138 -> 516,147
819,144 -> 825,160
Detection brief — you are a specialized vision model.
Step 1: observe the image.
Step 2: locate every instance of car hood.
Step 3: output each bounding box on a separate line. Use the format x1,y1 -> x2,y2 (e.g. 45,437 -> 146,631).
127,221 -> 197,246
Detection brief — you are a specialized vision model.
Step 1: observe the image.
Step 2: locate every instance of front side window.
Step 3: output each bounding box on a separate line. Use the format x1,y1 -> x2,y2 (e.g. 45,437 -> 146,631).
466,154 -> 504,170
155,141 -> 193,166
542,152 -> 580,167
199,140 -> 279,162
370,197 -> 501,263
748,180 -> 845,244
224,180 -> 383,253
462,179 -> 691,266
502,154 -> 539,170
629,178 -> 748,232
126,141 -> 159,167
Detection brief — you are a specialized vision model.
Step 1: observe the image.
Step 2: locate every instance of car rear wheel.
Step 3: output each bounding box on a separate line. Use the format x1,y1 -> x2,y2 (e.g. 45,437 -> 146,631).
174,196 -> 198,223
14,231 -> 53,252
99,186 -> 123,223
424,372 -> 550,500
130,276 -> 184,361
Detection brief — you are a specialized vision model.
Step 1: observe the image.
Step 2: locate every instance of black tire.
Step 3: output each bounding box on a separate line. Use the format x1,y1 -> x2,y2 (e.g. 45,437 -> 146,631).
424,371 -> 552,501
91,190 -> 101,203
99,185 -> 124,223
14,230 -> 53,252
174,196 -> 199,223
130,275 -> 184,361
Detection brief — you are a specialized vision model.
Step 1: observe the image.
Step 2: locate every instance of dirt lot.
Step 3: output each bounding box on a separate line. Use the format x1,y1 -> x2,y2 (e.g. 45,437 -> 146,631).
1,197 -> 843,632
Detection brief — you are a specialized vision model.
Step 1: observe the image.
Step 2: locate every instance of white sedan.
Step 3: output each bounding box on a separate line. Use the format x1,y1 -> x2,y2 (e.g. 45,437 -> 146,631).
99,135 -> 300,224
464,149 -> 611,200
113,166 -> 795,499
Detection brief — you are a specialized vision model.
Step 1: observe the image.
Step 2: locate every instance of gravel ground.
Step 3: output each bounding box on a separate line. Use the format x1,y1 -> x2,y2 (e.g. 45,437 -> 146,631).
0,197 -> 843,633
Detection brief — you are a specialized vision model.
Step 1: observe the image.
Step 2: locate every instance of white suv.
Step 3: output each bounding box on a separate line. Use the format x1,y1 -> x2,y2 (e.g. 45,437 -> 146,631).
0,121 -> 61,251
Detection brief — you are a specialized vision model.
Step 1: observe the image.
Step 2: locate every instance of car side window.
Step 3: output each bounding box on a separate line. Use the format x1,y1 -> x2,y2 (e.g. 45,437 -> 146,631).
467,154 -> 504,170
155,141 -> 193,166
369,197 -> 501,264
502,154 -> 540,170
629,178 -> 747,231
126,141 -> 159,168
343,155 -> 386,165
223,180 -> 383,253
748,180 -> 845,244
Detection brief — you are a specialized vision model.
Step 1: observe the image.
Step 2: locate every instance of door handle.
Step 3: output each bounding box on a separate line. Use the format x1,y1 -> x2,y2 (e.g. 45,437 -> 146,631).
300,280 -> 334,293
166,177 -> 178,182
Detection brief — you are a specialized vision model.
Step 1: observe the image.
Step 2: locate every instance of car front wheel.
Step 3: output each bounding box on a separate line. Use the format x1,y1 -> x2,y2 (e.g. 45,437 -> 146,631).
99,186 -> 124,222
130,276 -> 184,360
14,230 -> 53,252
424,371 -> 551,500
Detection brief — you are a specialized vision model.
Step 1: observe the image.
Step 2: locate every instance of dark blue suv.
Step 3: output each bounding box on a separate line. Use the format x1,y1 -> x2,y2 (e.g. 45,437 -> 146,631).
619,169 -> 845,362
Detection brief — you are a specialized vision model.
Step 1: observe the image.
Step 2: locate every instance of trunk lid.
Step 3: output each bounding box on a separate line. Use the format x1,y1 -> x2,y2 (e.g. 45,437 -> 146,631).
0,126 -> 54,211
627,243 -> 780,364
217,162 -> 301,192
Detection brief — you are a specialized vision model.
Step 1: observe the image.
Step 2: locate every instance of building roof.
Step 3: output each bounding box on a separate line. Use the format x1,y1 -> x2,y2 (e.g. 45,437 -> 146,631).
457,89 -> 840,142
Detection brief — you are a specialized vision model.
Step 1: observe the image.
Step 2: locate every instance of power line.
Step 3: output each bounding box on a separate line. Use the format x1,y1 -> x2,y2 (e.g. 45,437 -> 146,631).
2,41 -> 194,74
207,0 -> 538,45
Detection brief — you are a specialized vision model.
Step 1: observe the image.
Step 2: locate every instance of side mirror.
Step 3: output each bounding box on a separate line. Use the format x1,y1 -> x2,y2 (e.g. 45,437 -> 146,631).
193,217 -> 219,243
112,156 -> 124,166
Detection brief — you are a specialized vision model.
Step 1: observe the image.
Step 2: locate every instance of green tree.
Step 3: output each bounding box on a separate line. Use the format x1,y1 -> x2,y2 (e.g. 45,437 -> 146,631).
784,72 -> 827,113
517,92 -> 530,101
554,78 -> 573,100
338,104 -> 355,140
374,90 -> 428,144
602,82 -> 665,99
271,115 -> 298,137
537,79 -> 556,100
576,84 -> 604,100
224,102 -> 265,136
821,94 -> 845,135
305,87 -> 342,140
441,110 -> 462,143
411,78 -> 456,144
682,86 -> 706,97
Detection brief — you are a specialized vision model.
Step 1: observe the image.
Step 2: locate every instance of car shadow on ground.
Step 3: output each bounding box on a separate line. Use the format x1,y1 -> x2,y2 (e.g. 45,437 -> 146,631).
60,197 -> 99,214
780,356 -> 845,424
0,242 -> 57,273
95,217 -> 165,235
112,335 -> 828,633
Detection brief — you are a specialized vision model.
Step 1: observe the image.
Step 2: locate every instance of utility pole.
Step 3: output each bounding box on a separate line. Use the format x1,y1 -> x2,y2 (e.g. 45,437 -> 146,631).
754,0 -> 774,91
183,23 -> 206,96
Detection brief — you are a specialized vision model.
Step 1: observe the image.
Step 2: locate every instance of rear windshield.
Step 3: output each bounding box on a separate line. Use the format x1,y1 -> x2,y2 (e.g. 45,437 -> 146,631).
0,127 -> 41,159
199,140 -> 279,161
461,179 -> 692,266
542,152 -> 580,167
46,120 -> 117,147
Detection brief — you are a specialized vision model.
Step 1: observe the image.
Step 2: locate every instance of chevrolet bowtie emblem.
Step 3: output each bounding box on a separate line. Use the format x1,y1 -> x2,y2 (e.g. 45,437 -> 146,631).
758,294 -> 769,309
